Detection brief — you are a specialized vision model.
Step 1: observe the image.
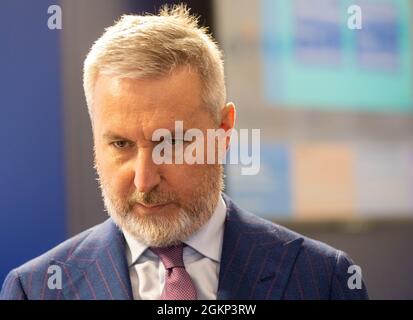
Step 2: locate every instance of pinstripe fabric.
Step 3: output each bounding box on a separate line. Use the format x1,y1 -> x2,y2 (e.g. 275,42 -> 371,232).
217,194 -> 368,300
0,220 -> 133,300
0,193 -> 368,300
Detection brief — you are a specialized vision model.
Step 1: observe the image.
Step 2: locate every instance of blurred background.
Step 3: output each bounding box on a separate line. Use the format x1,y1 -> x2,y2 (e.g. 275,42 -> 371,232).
1,0 -> 412,299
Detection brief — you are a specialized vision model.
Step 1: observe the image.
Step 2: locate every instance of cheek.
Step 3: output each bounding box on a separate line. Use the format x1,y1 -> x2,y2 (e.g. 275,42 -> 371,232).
98,158 -> 134,197
163,163 -> 204,194
112,169 -> 135,196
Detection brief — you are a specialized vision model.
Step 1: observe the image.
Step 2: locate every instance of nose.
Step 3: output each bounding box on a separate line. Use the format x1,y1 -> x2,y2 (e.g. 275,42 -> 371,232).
133,147 -> 161,193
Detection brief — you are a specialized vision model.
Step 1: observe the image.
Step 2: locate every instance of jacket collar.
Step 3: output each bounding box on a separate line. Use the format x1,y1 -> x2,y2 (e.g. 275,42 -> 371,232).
52,219 -> 133,300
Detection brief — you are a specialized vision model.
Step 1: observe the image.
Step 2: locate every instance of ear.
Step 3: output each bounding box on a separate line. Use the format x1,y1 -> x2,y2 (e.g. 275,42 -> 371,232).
219,102 -> 236,151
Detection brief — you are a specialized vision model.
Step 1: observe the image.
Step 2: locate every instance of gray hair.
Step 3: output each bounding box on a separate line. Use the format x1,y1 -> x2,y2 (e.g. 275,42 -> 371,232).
83,4 -> 226,125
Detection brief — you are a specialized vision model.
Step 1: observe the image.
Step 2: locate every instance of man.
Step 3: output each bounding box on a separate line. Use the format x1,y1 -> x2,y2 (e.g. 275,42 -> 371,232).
1,5 -> 368,300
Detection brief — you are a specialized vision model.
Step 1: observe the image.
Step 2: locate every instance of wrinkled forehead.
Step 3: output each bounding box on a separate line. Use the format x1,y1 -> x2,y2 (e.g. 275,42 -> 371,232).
92,71 -> 214,141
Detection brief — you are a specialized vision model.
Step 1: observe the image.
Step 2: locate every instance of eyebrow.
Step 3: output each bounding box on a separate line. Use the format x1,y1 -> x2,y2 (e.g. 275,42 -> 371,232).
102,131 -> 131,141
102,128 -> 191,142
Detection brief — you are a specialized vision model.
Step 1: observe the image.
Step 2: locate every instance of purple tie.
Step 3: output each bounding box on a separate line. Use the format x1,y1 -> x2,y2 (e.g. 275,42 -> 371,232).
150,243 -> 198,300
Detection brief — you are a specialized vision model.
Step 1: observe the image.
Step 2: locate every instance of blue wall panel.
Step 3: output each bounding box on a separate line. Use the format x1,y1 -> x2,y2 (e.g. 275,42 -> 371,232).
0,0 -> 66,283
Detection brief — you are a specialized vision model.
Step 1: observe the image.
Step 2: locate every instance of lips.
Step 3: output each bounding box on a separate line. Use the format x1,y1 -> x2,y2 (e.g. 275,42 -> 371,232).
134,202 -> 171,212
137,203 -> 167,209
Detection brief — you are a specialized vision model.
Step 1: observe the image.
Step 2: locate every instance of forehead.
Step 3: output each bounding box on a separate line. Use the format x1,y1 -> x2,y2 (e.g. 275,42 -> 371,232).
93,68 -> 210,137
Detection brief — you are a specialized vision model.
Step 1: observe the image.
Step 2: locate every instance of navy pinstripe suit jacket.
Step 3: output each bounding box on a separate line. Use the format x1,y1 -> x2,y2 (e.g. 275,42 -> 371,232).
0,194 -> 368,300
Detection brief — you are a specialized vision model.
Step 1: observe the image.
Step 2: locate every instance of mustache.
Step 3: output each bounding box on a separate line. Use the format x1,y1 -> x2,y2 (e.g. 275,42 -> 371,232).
127,190 -> 178,209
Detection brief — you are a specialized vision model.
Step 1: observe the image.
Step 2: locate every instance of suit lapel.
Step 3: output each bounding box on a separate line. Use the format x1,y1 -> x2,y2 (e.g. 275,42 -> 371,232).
52,219 -> 133,300
218,195 -> 303,300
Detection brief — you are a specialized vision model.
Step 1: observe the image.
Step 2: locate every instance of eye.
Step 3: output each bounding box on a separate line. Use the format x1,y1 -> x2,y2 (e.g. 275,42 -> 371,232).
111,140 -> 132,149
165,138 -> 184,146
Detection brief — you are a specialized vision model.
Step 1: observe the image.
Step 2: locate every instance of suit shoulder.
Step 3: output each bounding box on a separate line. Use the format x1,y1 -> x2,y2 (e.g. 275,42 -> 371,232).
13,221 -> 104,277
263,218 -> 341,261
241,211 -> 342,263
1,219 -> 122,300
224,194 -> 341,260
249,218 -> 368,299
238,214 -> 367,299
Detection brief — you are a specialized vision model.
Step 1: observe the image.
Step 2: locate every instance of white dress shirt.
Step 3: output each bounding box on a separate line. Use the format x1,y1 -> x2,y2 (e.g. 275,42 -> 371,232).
123,193 -> 227,300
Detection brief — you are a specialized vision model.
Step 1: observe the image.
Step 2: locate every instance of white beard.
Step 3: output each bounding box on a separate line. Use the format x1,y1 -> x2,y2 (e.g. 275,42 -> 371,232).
98,167 -> 223,247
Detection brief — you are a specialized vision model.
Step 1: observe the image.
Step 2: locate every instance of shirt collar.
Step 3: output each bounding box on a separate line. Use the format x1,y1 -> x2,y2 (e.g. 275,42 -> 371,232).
123,228 -> 148,268
184,193 -> 226,262
123,193 -> 227,266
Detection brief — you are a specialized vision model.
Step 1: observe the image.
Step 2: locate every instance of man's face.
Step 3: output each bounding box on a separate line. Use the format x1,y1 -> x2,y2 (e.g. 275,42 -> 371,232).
92,67 -> 231,247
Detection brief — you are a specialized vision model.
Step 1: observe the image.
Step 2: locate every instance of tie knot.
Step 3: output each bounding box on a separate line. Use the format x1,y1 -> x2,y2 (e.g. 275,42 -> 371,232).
150,243 -> 185,269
